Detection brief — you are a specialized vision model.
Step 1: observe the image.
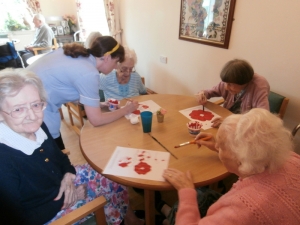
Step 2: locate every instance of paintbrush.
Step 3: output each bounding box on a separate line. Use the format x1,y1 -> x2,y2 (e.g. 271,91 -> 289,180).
174,136 -> 211,148
194,94 -> 205,111
125,98 -> 148,108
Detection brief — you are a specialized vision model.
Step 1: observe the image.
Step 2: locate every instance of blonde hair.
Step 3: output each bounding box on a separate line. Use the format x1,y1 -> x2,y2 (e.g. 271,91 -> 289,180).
217,108 -> 293,176
0,69 -> 47,110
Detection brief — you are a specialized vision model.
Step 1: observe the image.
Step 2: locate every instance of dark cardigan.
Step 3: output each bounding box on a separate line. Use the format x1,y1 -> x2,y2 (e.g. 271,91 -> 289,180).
0,123 -> 76,225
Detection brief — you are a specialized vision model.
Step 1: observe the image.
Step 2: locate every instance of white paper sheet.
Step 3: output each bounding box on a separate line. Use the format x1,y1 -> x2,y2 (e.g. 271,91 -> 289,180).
179,105 -> 221,130
125,100 -> 161,120
103,146 -> 170,181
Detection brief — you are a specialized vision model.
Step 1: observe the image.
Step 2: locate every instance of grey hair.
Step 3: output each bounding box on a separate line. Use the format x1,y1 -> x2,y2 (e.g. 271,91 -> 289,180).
217,108 -> 293,176
34,13 -> 46,24
84,31 -> 102,48
0,69 -> 47,110
122,46 -> 137,65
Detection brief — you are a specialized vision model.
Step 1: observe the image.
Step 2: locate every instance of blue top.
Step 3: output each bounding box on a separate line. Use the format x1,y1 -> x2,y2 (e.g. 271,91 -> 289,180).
0,123 -> 76,225
27,48 -> 100,138
99,70 -> 147,101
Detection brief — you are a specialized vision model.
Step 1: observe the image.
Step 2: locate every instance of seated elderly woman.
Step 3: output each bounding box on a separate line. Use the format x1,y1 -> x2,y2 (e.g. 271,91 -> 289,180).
160,108 -> 300,225
0,69 -> 143,225
98,46 -> 147,101
196,59 -> 270,127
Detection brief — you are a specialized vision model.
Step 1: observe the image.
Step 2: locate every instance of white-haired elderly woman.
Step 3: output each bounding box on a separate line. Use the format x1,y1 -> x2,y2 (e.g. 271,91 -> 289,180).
159,108 -> 300,225
0,69 -> 143,225
98,46 -> 147,101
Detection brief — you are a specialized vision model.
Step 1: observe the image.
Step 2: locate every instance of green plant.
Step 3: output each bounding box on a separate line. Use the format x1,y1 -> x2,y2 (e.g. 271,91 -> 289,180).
5,13 -> 28,31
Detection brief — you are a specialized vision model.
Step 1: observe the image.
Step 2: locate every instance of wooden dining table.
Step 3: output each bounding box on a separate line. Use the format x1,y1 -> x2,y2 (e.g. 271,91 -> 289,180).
80,94 -> 232,225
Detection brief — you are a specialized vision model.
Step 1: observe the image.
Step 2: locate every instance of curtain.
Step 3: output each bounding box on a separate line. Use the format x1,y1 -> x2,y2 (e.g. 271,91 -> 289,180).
23,0 -> 42,14
103,0 -> 122,43
75,0 -> 86,41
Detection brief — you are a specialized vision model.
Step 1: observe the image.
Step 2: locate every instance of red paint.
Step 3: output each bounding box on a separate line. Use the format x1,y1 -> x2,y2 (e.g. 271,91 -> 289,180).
188,121 -> 202,129
134,162 -> 151,175
189,110 -> 214,121
142,105 -> 149,109
108,99 -> 119,104
133,110 -> 140,115
119,162 -> 131,167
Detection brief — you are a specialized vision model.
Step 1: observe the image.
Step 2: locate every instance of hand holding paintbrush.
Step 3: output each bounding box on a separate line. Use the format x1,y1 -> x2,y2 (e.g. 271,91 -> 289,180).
194,91 -> 207,110
174,136 -> 211,148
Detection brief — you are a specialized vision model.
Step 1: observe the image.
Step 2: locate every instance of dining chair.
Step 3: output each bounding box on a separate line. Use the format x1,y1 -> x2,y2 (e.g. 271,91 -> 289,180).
49,195 -> 107,225
268,91 -> 289,119
140,76 -> 157,94
292,123 -> 300,137
212,91 -> 289,119
66,102 -> 86,135
32,37 -> 58,55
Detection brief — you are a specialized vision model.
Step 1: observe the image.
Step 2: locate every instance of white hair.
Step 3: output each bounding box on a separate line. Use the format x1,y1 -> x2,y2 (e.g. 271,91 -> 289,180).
217,108 -> 293,176
84,32 -> 102,48
34,13 -> 45,24
0,69 -> 47,109
122,46 -> 137,65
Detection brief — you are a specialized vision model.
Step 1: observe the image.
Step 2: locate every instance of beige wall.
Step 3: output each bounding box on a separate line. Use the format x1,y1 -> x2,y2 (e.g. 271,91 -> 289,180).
39,0 -> 77,20
119,0 -> 300,152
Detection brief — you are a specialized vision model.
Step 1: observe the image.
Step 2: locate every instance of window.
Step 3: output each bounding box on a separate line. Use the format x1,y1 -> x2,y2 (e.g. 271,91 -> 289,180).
77,0 -> 109,40
0,0 -> 34,32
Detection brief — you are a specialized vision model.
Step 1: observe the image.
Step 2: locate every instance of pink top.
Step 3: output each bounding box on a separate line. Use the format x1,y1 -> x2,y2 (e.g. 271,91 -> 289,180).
204,74 -> 270,113
176,152 -> 300,225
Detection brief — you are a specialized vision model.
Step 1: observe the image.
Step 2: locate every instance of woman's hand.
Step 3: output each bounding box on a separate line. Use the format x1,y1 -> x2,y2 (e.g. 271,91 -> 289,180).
124,100 -> 139,114
100,101 -> 109,108
195,132 -> 218,152
76,184 -> 87,201
196,91 -> 207,105
211,117 -> 223,128
54,173 -> 77,209
163,168 -> 194,191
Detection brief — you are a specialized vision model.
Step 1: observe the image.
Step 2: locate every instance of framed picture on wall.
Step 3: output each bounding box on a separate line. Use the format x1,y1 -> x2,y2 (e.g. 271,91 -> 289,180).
179,0 -> 236,49
49,25 -> 57,35
56,25 -> 64,35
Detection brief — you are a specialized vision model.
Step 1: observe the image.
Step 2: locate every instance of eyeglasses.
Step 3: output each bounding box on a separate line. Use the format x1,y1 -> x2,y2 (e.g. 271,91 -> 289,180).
0,101 -> 46,118
120,67 -> 135,73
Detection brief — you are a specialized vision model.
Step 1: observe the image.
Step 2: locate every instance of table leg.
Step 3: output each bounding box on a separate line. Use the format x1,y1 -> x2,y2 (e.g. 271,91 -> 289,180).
144,189 -> 155,225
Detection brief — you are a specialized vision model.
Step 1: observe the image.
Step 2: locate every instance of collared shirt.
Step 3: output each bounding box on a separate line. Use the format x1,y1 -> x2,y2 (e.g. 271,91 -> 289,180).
0,123 -> 47,155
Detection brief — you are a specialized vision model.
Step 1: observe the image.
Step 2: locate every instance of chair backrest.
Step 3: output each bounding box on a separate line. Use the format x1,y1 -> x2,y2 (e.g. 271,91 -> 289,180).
99,89 -> 105,102
268,91 -> 289,119
32,37 -> 58,55
49,195 -> 107,225
66,102 -> 86,135
292,123 -> 300,137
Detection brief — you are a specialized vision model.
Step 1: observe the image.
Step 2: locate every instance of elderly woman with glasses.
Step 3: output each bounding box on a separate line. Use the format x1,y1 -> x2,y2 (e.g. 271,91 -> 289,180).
0,69 -> 144,225
27,36 -> 139,151
98,46 -> 147,101
159,108 -> 300,225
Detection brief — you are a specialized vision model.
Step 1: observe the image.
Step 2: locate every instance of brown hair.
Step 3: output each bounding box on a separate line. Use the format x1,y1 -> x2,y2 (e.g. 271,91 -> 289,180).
220,59 -> 254,85
63,36 -> 125,62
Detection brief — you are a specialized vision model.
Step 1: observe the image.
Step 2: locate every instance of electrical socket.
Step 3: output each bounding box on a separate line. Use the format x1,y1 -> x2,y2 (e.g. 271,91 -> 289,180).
160,55 -> 167,64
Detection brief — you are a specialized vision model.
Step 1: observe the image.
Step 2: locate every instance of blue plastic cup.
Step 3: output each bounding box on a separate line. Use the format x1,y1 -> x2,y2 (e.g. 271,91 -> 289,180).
140,111 -> 153,133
